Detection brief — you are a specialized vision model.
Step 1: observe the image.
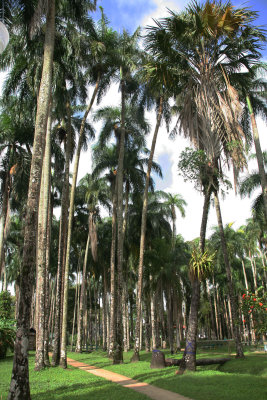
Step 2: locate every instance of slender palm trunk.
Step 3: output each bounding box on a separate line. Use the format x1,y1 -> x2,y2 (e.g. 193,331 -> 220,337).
246,96 -> 267,223
8,2 -> 55,397
109,179 -> 117,358
44,189 -> 52,366
113,75 -> 127,364
71,257 -> 81,351
179,186 -> 211,373
76,231 -> 90,352
150,276 -> 157,350
0,169 -> 10,277
35,98 -> 52,371
60,76 -> 100,368
52,104 -> 71,366
214,191 -> 244,358
132,96 -> 163,362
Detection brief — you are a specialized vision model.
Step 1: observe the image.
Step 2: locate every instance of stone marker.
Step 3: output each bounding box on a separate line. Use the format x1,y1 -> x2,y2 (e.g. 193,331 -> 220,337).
150,349 -> 166,369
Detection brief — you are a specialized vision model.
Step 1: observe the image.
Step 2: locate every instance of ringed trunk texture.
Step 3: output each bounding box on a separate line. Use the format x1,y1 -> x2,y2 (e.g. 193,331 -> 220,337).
8,2 -> 55,398
108,178 -> 117,358
59,76 -> 100,368
214,191 -> 244,358
76,231 -> 90,352
132,96 -> 163,362
35,98 -> 52,371
52,102 -> 72,366
113,76 -> 126,364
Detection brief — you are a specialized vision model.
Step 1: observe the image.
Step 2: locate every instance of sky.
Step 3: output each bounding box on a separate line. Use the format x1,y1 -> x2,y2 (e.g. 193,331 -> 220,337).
76,0 -> 267,242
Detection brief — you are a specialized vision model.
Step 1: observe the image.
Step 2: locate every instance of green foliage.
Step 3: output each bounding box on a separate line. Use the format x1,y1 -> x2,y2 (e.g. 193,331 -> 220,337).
189,247 -> 215,281
241,288 -> 267,337
0,291 -> 12,319
178,148 -> 209,191
0,291 -> 16,359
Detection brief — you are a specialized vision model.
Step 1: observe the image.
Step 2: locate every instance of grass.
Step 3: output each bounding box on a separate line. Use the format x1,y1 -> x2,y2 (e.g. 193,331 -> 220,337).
0,353 -> 150,400
1,348 -> 266,400
68,348 -> 267,400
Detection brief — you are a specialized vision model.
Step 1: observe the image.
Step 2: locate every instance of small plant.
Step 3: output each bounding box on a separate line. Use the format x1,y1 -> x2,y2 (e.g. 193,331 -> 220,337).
189,247 -> 215,281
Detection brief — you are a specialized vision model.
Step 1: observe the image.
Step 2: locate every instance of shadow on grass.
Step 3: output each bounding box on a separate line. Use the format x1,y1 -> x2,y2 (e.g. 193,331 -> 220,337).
33,381 -> 112,400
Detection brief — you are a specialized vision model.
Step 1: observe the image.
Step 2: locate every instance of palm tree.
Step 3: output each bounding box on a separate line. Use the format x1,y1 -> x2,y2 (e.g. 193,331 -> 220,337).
131,54 -> 177,361
75,173 -> 110,352
59,12 -> 117,368
237,64 -> 267,222
161,192 -> 187,243
8,2 -> 55,396
147,0 -> 265,370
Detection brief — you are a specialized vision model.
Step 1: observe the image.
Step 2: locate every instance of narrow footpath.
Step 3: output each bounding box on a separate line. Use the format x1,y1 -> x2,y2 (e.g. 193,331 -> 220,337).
67,357 -> 192,400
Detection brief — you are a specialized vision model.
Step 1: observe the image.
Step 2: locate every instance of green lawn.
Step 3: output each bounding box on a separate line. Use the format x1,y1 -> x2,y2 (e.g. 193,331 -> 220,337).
0,353 -> 149,400
1,349 -> 266,400
68,349 -> 267,400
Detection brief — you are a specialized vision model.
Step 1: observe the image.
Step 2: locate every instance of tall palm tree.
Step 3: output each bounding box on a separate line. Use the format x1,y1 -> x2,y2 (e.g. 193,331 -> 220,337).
131,53 -> 177,361
8,2 -> 55,397
59,12 -> 117,368
147,0 -> 265,370
75,173 -> 110,352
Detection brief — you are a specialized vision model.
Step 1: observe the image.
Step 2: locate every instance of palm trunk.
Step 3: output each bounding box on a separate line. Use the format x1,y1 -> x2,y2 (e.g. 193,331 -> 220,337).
35,98 -> 52,371
8,2 -> 55,397
0,169 -> 10,278
214,191 -> 244,358
60,75 -> 100,368
102,268 -> 107,351
150,276 -> 157,350
113,74 -> 127,364
76,231 -> 90,352
242,260 -> 249,291
179,186 -> 212,373
246,96 -> 267,223
71,257 -> 81,351
109,178 -> 117,358
167,286 -> 174,354
44,177 -> 52,366
52,103 -> 72,366
132,96 -> 164,362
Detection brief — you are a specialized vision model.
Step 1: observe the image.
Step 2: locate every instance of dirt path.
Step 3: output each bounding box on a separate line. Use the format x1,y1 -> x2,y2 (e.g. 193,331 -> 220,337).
67,357 -> 192,400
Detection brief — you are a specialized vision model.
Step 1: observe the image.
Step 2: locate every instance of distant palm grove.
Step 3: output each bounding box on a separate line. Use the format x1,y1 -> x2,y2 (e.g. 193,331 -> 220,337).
0,1 -> 267,399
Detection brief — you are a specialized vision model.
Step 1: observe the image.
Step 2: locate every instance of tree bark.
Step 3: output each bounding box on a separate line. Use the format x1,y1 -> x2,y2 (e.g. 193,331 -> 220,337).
59,75 -> 100,368
132,96 -> 163,362
52,102 -> 72,366
8,2 -> 55,397
214,191 -> 244,358
35,98 -> 52,371
108,178 -> 117,358
76,231 -> 90,352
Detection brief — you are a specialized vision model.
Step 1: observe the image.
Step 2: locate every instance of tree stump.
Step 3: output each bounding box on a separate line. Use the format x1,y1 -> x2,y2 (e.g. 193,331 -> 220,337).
150,350 -> 166,368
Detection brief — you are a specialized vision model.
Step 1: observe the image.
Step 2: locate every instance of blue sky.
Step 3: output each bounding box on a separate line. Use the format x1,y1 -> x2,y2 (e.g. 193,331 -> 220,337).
94,0 -> 266,57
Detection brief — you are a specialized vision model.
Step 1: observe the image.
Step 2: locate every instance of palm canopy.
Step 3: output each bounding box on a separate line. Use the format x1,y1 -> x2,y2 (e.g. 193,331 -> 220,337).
145,1 -> 266,175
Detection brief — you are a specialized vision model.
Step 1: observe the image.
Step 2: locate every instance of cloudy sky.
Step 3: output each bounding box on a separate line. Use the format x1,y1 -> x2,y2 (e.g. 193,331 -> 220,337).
76,0 -> 267,241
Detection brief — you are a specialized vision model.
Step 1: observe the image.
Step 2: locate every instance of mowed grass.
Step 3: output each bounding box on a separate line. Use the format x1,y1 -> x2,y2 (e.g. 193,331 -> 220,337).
0,353 -> 149,400
69,348 -> 267,400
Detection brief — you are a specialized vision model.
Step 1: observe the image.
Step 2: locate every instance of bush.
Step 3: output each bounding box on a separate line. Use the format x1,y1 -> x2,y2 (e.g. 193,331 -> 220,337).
0,291 -> 16,358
